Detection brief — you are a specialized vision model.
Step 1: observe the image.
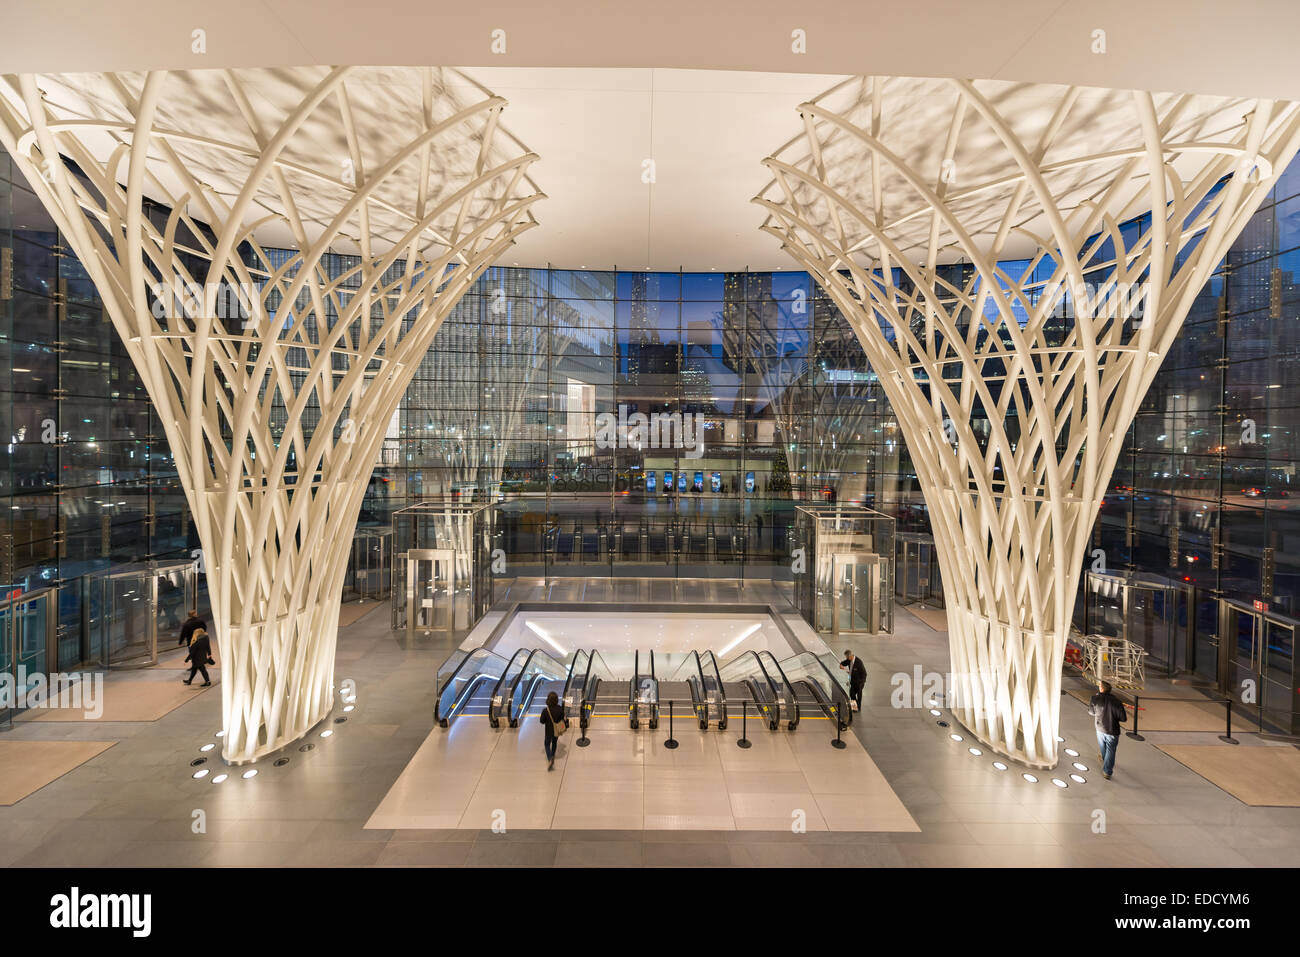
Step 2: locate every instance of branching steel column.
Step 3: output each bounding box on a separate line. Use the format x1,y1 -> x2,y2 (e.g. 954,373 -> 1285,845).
0,67 -> 543,762
756,77 -> 1300,766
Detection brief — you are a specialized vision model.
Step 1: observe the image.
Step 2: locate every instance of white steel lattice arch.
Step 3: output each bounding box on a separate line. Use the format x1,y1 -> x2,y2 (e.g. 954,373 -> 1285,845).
0,67 -> 543,762
756,77 -> 1300,766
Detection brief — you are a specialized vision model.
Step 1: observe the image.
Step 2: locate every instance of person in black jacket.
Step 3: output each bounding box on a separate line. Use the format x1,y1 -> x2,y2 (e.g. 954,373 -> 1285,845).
183,628 -> 214,687
839,649 -> 867,712
1088,679 -> 1128,779
178,608 -> 206,647
539,691 -> 568,770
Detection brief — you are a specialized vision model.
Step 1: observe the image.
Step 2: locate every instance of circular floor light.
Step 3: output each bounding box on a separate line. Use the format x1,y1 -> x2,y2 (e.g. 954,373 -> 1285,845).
968,747 -> 982,756
200,743 -> 215,752
949,733 -> 963,742
929,709 -> 941,716
215,730 -> 225,738
343,705 -> 355,713
242,768 -> 258,779
1051,778 -> 1068,788
1070,774 -> 1086,784
211,773 -> 228,784
320,729 -> 334,738
1064,748 -> 1079,757
1022,773 -> 1038,783
1072,762 -> 1088,772
1055,735 -> 1065,743
192,769 -> 209,780
992,761 -> 1008,771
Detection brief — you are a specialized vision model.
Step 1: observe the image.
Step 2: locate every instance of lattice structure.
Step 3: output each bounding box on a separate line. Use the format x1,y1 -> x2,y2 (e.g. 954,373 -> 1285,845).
0,67 -> 542,762
756,77 -> 1300,766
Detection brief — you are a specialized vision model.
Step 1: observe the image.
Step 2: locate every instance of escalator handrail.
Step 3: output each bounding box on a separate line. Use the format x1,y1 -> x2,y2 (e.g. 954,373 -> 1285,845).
507,647 -> 570,724
434,645 -> 509,724
718,649 -> 785,726
754,650 -> 801,726
783,653 -> 853,726
489,647 -> 533,724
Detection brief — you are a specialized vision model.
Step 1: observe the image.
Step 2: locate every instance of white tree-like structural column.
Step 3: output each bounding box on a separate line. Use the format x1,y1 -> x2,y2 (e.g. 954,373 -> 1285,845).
757,77 -> 1300,766
0,67 -> 542,762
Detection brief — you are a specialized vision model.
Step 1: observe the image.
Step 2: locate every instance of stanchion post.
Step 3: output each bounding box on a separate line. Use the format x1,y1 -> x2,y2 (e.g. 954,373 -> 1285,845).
1126,694 -> 1144,742
664,698 -> 679,750
1219,697 -> 1239,745
576,702 -> 591,748
737,700 -> 752,749
831,707 -> 847,749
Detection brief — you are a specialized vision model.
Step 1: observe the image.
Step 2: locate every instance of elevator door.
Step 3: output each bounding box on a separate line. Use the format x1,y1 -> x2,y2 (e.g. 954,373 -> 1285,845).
1219,600 -> 1299,735
406,548 -> 456,639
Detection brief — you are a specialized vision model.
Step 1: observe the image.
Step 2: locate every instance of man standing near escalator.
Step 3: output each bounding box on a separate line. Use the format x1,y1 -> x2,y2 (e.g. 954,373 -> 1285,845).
839,649 -> 866,713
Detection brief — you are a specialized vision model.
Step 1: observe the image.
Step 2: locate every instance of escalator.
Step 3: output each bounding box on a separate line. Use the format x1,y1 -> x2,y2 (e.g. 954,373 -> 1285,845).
488,647 -> 573,728
665,649 -> 725,729
434,646 -> 512,727
631,649 -> 659,729
578,648 -> 629,730
717,649 -> 784,730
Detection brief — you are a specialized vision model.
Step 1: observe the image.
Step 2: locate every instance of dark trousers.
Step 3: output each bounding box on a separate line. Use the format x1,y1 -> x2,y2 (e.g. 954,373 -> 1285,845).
544,734 -> 558,762
186,661 -> 210,684
849,680 -> 864,709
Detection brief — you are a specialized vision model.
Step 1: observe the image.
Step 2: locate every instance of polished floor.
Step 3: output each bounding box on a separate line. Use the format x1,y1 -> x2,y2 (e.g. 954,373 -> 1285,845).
1,582 -> 1300,866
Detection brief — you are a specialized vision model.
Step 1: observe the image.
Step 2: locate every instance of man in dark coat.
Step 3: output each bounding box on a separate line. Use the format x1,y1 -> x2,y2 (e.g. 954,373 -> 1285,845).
839,649 -> 867,712
178,608 -> 206,647
1088,679 -> 1128,779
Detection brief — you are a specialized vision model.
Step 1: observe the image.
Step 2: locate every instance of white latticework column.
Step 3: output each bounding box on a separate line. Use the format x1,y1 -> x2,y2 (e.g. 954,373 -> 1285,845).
0,67 -> 542,762
757,78 -> 1300,766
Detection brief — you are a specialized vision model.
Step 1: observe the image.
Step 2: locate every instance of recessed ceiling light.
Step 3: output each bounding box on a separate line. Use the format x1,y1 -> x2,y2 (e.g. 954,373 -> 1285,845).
1051,778 -> 1068,788
192,769 -> 209,779
992,761 -> 1008,771
1022,773 -> 1038,783
242,769 -> 258,779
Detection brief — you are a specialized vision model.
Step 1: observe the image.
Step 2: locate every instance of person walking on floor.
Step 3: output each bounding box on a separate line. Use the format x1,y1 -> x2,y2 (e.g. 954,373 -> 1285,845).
1088,679 -> 1128,780
839,649 -> 867,712
183,627 -> 215,687
539,691 -> 568,771
178,607 -> 206,647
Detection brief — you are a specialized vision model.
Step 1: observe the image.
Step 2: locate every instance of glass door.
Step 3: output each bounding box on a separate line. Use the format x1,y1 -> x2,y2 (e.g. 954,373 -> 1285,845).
406,548 -> 455,639
1219,599 -> 1300,734
1,589 -> 55,724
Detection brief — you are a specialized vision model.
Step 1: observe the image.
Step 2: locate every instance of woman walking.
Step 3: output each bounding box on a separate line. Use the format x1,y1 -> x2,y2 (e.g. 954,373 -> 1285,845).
539,691 -> 568,770
183,627 -> 214,687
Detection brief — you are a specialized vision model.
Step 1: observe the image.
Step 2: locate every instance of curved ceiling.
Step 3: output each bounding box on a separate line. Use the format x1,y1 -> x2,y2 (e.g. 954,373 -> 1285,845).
5,0 -> 1300,100
5,1 -> 1298,271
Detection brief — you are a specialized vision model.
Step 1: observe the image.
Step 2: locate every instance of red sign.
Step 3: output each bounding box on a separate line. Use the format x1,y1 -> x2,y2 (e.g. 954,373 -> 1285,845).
1254,599 -> 1269,612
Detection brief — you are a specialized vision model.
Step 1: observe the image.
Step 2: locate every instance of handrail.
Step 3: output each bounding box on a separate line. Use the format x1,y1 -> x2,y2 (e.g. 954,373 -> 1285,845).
782,652 -> 852,730
488,647 -> 532,728
718,649 -> 784,729
755,650 -> 801,729
434,646 -> 509,727
506,647 -> 570,727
